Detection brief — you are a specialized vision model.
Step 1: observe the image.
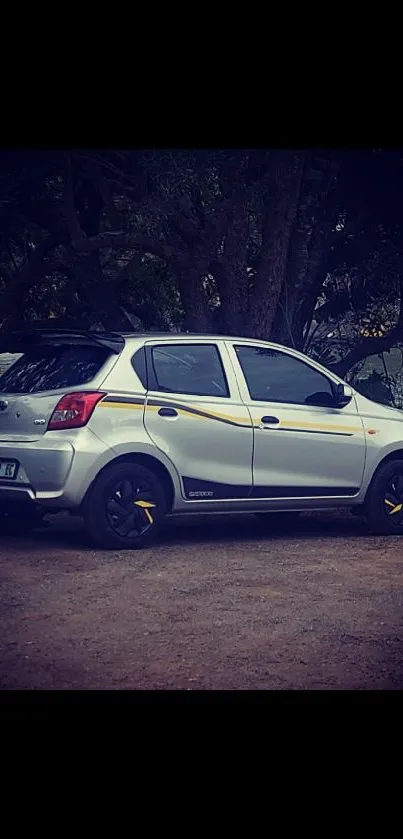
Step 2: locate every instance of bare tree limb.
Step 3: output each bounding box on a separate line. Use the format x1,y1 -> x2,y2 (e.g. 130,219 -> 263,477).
75,231 -> 183,266
109,253 -> 144,291
331,278 -> 403,376
6,244 -> 19,275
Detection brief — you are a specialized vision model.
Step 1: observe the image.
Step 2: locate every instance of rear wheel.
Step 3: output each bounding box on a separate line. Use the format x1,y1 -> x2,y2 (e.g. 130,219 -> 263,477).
365,460 -> 403,535
85,462 -> 166,549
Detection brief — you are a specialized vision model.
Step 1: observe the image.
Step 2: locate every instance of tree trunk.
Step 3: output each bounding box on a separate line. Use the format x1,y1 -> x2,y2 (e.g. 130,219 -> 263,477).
272,154 -> 342,349
177,259 -> 213,332
247,152 -> 304,339
215,205 -> 249,334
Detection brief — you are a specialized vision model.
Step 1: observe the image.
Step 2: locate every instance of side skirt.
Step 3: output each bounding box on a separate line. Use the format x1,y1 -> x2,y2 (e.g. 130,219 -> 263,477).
181,476 -> 360,501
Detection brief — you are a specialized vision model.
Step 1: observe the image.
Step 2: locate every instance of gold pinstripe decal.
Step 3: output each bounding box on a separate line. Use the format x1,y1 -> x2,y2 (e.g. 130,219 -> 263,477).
148,403 -> 361,434
276,419 -> 362,434
146,399 -> 251,426
146,403 -> 251,426
97,396 -> 364,435
98,402 -> 144,410
145,402 -> 362,434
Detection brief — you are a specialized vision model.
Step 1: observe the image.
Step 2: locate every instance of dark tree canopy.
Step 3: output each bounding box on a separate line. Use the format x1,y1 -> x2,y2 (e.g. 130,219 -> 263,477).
1,147 -> 403,388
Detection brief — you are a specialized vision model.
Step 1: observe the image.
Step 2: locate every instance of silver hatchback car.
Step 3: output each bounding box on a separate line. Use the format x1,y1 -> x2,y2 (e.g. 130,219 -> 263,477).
1,328 -> 403,548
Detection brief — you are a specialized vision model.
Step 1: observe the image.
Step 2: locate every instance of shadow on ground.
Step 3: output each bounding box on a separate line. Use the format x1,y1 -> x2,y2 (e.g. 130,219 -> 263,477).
1,510 -> 370,552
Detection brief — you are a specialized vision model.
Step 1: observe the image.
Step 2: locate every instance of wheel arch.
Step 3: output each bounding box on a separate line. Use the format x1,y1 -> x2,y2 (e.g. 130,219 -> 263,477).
365,448 -> 403,501
82,452 -> 176,513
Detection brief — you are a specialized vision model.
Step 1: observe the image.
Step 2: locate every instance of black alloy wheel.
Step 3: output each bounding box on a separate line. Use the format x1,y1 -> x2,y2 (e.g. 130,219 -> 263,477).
107,476 -> 156,539
366,459 -> 403,535
85,462 -> 166,549
383,473 -> 403,526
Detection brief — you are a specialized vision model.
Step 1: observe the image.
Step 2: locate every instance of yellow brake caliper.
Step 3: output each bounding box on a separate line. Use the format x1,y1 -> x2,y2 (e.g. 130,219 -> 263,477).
134,500 -> 156,524
385,499 -> 403,515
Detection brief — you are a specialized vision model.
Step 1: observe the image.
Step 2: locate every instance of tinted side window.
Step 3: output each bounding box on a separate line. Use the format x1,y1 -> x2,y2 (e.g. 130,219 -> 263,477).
151,344 -> 229,397
0,345 -> 109,394
131,347 -> 147,388
235,346 -> 333,404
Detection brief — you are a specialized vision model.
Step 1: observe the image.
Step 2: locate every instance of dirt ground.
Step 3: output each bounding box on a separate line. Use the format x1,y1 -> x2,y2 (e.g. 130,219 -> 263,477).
1,511 -> 402,690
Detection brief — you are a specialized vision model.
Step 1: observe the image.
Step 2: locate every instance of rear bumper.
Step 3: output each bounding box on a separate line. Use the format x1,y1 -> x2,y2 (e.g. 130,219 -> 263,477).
0,429 -> 110,509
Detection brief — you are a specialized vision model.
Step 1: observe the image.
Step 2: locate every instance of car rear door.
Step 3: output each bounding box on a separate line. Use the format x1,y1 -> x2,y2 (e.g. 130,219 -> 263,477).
227,342 -> 366,499
143,340 -> 253,500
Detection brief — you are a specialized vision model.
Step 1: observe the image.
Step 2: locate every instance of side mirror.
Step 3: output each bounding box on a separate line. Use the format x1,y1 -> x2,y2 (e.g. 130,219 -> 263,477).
305,391 -> 336,408
332,383 -> 353,408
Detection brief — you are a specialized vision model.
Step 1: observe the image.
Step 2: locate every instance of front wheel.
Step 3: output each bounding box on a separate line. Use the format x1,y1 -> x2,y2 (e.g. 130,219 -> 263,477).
85,462 -> 166,549
365,460 -> 403,535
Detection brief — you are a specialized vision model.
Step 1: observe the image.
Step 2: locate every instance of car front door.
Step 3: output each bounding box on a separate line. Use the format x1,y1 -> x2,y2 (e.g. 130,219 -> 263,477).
143,341 -> 253,500
227,342 -> 366,499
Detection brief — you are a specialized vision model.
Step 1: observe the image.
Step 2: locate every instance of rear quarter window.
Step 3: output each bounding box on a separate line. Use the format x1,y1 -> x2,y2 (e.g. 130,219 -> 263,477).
0,345 -> 110,394
131,347 -> 147,388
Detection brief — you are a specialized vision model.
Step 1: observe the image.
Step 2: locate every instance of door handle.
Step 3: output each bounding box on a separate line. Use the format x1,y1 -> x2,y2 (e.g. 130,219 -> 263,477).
260,415 -> 280,424
158,407 -> 178,417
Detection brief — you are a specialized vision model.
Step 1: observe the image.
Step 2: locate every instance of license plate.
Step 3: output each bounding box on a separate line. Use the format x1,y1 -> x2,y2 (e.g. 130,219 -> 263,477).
0,460 -> 17,479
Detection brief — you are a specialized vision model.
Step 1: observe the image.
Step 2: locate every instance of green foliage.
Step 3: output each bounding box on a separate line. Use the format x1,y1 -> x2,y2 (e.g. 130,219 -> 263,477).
0,148 -> 402,378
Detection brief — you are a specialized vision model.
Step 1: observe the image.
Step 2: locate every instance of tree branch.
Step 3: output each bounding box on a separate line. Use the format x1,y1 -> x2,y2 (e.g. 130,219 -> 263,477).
111,253 -> 143,291
331,280 -> 403,376
75,231 -> 181,265
6,244 -> 19,275
247,152 -> 305,338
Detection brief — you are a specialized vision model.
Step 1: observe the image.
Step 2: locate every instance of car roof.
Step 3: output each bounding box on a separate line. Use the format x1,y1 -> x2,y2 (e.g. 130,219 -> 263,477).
0,327 -> 285,353
121,332 -> 305,354
122,332 -> 270,343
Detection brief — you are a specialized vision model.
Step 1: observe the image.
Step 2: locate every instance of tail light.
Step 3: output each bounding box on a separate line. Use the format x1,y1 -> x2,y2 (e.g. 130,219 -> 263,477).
47,391 -> 106,431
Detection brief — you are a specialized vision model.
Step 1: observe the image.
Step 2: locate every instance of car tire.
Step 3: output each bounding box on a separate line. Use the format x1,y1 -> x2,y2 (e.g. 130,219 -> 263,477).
365,459 -> 403,535
85,462 -> 166,549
